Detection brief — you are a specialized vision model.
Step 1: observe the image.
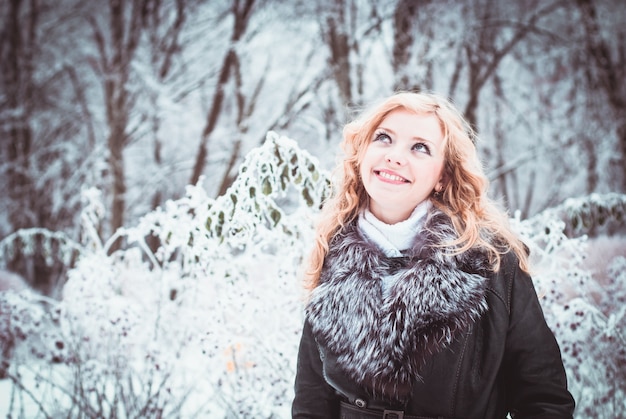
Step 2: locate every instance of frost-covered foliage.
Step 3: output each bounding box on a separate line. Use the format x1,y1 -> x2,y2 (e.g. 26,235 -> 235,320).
513,207 -> 626,417
1,134 -> 625,418
0,132 -> 329,418
536,193 -> 626,237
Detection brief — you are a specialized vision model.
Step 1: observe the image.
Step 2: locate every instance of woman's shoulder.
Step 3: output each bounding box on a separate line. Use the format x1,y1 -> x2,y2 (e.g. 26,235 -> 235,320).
485,249 -> 535,312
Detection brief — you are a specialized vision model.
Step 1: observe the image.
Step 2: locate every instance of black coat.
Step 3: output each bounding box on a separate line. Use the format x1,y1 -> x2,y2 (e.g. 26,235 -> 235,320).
292,212 -> 575,418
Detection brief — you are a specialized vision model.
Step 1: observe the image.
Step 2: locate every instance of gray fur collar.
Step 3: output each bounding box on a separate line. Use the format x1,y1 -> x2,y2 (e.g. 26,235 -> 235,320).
306,210 -> 492,403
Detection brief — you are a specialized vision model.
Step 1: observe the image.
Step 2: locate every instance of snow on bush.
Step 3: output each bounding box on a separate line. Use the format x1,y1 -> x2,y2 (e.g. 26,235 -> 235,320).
513,203 -> 626,417
0,133 -> 625,418
1,132 -> 328,418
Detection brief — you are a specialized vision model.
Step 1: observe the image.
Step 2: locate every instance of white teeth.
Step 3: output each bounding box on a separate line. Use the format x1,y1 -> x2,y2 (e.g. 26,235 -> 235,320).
378,171 -> 406,182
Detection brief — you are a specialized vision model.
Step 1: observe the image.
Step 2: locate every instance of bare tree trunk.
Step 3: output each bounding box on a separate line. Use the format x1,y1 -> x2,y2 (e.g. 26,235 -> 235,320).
492,76 -> 510,208
392,0 -> 420,91
217,139 -> 243,196
1,0 -> 36,230
89,0 -> 149,249
189,0 -> 255,186
323,0 -> 352,105
216,49 -> 329,196
576,0 -> 626,192
145,0 -> 189,213
216,50 -> 251,196
0,0 -> 70,293
463,0 -> 563,129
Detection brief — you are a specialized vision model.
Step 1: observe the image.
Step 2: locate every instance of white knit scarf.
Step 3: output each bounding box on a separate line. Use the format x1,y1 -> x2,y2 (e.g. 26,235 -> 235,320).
358,200 -> 432,256
357,200 -> 432,293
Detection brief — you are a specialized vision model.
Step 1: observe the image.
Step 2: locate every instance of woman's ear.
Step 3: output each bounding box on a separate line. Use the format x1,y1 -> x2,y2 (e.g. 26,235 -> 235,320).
436,173 -> 448,193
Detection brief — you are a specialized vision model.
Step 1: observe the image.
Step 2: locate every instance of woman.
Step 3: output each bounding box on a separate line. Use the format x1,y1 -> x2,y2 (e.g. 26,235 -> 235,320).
292,92 -> 575,418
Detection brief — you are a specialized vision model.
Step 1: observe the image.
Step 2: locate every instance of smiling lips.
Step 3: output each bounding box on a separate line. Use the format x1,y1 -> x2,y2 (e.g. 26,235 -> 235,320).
375,169 -> 410,184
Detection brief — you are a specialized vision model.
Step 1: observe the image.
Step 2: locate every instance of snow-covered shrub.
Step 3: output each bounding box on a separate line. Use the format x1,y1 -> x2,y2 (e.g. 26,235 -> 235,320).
514,203 -> 626,417
0,271 -> 29,379
0,132 -> 330,418
1,133 -> 624,418
0,228 -> 83,297
0,289 -> 67,382
540,193 -> 626,237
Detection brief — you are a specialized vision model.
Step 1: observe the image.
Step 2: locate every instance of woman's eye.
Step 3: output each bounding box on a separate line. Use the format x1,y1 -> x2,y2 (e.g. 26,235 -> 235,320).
374,132 -> 391,143
412,142 -> 431,155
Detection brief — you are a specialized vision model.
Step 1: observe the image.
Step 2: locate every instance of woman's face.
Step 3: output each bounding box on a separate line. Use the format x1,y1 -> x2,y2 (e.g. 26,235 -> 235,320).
359,109 -> 446,224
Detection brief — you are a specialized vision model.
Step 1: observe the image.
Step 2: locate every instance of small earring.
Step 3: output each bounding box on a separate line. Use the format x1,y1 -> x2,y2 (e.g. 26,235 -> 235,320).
433,189 -> 443,198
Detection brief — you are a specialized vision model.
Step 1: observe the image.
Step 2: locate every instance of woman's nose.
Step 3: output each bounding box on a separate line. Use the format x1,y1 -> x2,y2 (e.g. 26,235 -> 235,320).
385,149 -> 406,166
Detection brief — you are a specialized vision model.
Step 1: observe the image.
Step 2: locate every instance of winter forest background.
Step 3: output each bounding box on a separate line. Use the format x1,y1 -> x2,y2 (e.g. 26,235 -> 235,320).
1,0 -> 625,417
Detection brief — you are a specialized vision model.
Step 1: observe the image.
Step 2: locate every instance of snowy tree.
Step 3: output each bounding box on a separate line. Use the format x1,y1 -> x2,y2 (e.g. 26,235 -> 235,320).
0,0 -> 105,291
188,0 -> 256,187
575,0 -> 626,191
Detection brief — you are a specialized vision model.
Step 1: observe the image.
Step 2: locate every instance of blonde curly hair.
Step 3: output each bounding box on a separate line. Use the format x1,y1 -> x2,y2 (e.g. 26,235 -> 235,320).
305,91 -> 529,290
